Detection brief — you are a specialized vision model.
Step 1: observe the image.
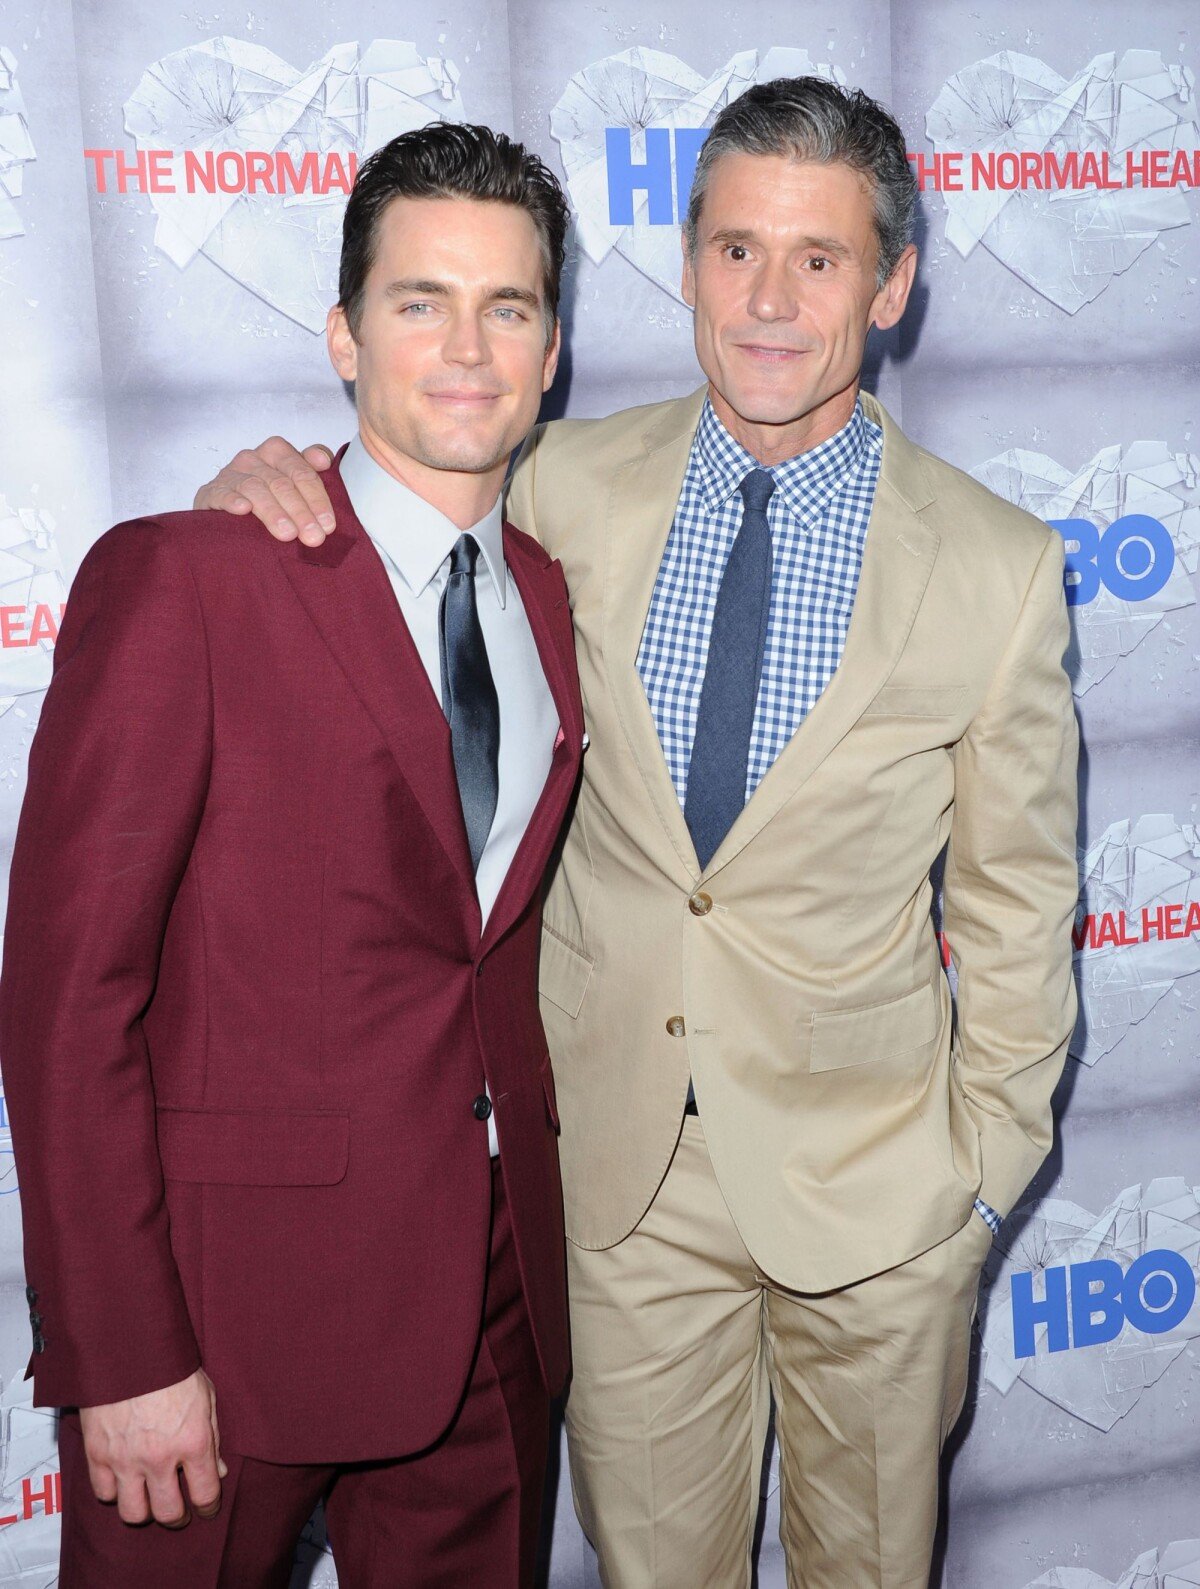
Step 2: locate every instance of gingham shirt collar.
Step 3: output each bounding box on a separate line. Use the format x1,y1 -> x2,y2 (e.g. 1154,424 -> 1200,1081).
693,396 -> 873,527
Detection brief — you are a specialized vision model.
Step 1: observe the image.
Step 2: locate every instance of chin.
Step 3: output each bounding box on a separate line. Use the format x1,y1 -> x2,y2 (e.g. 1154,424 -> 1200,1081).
419,440 -> 509,476
726,387 -> 821,427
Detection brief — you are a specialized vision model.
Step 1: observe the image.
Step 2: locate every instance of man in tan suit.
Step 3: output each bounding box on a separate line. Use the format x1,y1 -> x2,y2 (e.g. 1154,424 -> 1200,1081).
196,77 -> 1078,1589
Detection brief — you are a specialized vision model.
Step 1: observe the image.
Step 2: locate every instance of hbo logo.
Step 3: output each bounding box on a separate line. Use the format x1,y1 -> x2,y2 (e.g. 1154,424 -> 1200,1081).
1010,1248 -> 1196,1359
1049,514 -> 1175,607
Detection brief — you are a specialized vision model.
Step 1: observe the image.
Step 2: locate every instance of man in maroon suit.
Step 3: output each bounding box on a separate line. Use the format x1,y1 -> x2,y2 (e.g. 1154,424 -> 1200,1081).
0,123 -> 582,1587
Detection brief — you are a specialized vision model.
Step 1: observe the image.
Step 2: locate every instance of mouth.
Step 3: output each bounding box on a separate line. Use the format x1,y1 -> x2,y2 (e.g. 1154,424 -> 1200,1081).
423,391 -> 506,409
734,343 -> 810,364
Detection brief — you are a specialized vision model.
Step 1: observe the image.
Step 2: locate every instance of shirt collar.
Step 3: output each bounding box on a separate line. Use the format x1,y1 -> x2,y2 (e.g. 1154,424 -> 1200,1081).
339,434 -> 508,607
693,396 -> 873,526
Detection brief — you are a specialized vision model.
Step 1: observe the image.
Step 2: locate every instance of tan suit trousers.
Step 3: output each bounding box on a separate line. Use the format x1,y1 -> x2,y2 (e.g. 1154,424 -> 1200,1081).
565,1117 -> 993,1588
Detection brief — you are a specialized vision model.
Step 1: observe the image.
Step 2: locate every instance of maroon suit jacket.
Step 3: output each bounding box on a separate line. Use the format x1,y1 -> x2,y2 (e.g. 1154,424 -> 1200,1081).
0,458 -> 583,1464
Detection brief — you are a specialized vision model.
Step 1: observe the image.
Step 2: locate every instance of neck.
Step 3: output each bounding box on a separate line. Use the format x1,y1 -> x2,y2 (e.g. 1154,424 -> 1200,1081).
357,423 -> 504,530
707,378 -> 860,467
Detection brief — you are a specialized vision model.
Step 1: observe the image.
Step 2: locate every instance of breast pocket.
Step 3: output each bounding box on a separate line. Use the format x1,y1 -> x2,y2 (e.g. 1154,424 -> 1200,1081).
539,928 -> 594,1019
809,980 -> 939,1074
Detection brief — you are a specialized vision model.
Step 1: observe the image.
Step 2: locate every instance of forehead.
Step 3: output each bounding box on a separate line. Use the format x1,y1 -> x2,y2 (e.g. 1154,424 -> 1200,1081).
370,194 -> 544,285
698,152 -> 876,241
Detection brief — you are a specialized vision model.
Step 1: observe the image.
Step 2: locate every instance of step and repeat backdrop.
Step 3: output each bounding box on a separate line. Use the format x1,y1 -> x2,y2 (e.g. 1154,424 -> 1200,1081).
0,1 -> 1197,1585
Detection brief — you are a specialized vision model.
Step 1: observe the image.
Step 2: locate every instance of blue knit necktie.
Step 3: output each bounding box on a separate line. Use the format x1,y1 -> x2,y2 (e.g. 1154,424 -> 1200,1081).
684,469 -> 775,870
439,534 -> 500,873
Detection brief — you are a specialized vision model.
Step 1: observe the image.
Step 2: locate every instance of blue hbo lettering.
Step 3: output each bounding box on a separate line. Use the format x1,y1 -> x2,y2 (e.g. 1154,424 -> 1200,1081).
1010,1248 -> 1197,1359
605,125 -> 710,226
1049,513 -> 1175,606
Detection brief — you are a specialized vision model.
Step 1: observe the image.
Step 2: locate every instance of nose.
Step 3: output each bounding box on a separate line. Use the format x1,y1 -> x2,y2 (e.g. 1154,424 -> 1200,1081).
442,311 -> 491,368
745,255 -> 798,324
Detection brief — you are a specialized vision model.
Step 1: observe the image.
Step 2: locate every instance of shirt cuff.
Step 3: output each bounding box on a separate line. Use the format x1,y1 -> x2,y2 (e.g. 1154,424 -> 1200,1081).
973,1196 -> 1003,1238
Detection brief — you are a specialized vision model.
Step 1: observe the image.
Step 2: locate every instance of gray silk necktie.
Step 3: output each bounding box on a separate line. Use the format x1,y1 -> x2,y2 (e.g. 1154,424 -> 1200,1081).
438,534 -> 500,873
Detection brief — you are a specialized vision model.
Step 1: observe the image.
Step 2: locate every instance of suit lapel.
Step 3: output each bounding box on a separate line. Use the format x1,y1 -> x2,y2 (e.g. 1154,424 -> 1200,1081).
480,530 -> 583,956
703,396 -> 940,878
603,390 -> 707,883
275,457 -> 477,905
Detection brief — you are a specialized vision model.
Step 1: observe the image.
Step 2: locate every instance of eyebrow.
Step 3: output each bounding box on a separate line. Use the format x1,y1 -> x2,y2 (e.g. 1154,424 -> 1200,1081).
707,228 -> 856,261
383,278 -> 542,309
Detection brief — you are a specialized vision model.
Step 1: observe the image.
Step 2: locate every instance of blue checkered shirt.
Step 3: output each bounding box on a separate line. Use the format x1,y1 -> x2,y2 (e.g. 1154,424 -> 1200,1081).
637,396 -> 881,806
636,395 -> 1003,1239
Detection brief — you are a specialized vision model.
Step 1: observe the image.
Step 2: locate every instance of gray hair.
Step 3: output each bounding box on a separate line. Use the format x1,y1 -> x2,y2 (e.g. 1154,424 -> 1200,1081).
684,76 -> 917,288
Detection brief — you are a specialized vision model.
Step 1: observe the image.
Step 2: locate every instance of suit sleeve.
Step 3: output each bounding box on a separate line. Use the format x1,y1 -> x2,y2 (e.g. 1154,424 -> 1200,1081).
0,520 -> 211,1408
943,530 -> 1079,1219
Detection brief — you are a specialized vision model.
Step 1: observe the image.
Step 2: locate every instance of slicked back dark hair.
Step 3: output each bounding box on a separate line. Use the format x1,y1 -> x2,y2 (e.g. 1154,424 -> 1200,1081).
684,77 -> 917,287
338,121 -> 570,342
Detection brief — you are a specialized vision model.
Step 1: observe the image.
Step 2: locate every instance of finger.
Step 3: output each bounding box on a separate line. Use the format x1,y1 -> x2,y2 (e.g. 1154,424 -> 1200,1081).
301,445 -> 334,471
286,459 -> 337,535
227,474 -> 301,541
263,473 -> 328,547
115,1471 -> 152,1527
209,1397 -> 228,1481
145,1464 -> 190,1529
181,1444 -> 222,1517
86,1457 -> 117,1505
197,483 -> 254,515
256,436 -> 313,471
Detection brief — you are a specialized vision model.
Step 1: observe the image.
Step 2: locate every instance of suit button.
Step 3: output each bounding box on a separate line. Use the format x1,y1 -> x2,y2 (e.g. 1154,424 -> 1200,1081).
25,1286 -> 37,1307
665,1016 -> 686,1037
29,1312 -> 41,1329
473,1094 -> 492,1121
31,1333 -> 45,1354
688,892 -> 713,916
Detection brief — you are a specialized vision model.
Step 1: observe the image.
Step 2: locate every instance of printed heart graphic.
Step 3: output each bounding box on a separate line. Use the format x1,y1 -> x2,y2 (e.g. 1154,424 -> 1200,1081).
1067,814 -> 1200,1066
0,44 -> 36,240
551,46 -> 843,303
979,1176 -> 1200,1430
926,49 -> 1200,313
1023,1540 -> 1200,1589
123,36 -> 464,331
971,440 -> 1200,696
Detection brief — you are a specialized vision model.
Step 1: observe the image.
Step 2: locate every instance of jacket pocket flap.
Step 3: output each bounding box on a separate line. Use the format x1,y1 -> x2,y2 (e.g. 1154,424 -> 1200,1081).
861,686 -> 965,717
810,981 -> 939,1073
157,1107 -> 350,1186
539,928 -> 594,1019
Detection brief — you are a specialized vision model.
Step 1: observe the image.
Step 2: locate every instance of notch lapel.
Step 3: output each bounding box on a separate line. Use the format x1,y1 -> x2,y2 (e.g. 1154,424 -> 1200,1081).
275,458 -> 477,906
603,390 -> 707,883
703,399 -> 941,878
479,531 -> 583,956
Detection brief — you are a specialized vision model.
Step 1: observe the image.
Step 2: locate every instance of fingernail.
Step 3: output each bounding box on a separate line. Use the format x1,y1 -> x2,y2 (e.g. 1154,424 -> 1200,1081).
160,1511 -> 191,1531
194,1498 -> 221,1520
318,513 -> 336,530
218,1460 -> 229,1478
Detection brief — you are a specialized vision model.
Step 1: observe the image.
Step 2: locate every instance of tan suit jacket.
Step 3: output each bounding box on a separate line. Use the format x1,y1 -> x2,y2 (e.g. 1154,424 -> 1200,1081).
507,388 -> 1079,1293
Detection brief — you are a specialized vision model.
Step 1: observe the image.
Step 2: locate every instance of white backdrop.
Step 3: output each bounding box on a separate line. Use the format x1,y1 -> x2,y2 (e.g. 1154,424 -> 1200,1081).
0,3 -> 1197,1585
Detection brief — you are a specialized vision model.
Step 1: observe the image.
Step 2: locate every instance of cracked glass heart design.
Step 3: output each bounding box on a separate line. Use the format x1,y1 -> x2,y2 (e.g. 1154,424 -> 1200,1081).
972,441 -> 1200,695
551,45 -> 842,303
979,1176 -> 1200,1431
123,36 -> 464,332
925,49 -> 1200,314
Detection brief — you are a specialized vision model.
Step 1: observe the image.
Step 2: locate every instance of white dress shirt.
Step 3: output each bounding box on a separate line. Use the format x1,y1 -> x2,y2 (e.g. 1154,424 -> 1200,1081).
340,436 -> 560,1155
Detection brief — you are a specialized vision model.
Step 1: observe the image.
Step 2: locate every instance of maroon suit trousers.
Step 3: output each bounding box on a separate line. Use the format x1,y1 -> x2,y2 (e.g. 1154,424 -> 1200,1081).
56,1166 -> 548,1589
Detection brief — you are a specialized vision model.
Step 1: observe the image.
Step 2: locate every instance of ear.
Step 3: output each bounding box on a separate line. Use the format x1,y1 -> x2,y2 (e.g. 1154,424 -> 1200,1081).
327,303 -> 358,381
680,232 -> 696,310
870,244 -> 917,332
542,318 -> 562,393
